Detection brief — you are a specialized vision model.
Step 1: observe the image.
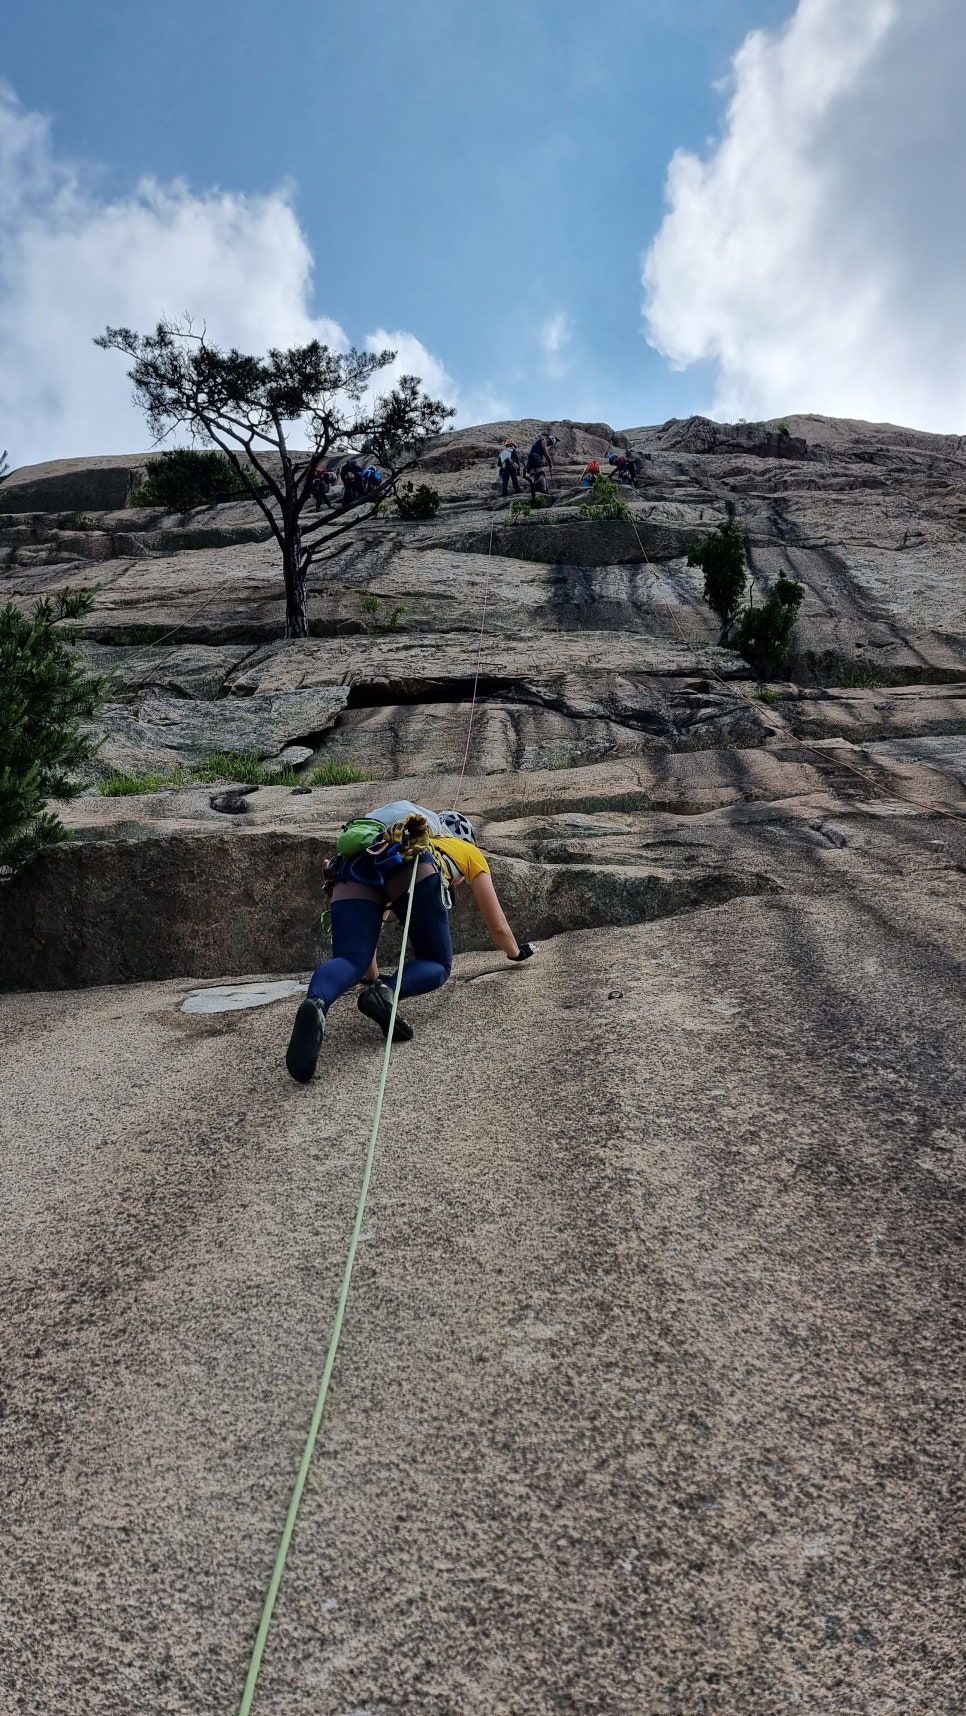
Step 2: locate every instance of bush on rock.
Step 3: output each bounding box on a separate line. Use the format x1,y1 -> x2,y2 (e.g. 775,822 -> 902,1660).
0,590 -> 108,875
578,476 -> 629,521
132,448 -> 252,511
729,572 -> 806,679
396,482 -> 441,520
687,516 -> 748,639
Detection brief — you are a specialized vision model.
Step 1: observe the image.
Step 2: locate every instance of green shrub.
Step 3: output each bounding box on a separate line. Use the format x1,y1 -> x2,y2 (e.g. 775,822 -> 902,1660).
841,669 -> 882,690
1,589 -> 109,874
359,595 -> 406,634
755,686 -> 782,705
578,475 -> 629,521
776,420 -> 791,437
729,572 -> 806,678
396,481 -> 441,520
131,448 -> 252,512
188,752 -> 277,785
99,770 -> 180,795
307,762 -> 366,787
686,517 -> 748,638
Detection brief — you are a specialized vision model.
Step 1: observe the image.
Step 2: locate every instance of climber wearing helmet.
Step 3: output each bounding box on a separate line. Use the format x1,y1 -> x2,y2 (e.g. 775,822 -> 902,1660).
285,799 -> 535,1082
498,439 -> 522,497
608,452 -> 639,487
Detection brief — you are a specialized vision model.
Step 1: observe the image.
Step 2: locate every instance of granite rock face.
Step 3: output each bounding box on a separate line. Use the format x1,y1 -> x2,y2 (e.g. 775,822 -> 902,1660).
2,410 -> 966,983
3,417 -> 966,1713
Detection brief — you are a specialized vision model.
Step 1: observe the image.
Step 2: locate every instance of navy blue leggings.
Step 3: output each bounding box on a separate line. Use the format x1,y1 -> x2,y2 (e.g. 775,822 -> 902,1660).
307,875 -> 453,1010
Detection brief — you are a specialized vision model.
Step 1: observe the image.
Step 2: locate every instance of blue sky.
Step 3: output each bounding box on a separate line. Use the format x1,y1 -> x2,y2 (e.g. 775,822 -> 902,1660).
2,0 -> 965,463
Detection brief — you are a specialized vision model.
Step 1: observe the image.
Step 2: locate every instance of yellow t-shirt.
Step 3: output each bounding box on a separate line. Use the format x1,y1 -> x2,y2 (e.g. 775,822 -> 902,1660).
430,835 -> 490,882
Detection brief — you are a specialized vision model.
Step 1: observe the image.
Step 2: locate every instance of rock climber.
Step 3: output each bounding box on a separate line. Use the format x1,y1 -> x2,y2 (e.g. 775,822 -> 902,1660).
339,458 -> 364,510
608,452 -> 639,487
310,465 -> 337,509
580,458 -> 601,488
498,440 -> 522,497
285,801 -> 535,1083
360,465 -> 383,498
527,433 -> 557,484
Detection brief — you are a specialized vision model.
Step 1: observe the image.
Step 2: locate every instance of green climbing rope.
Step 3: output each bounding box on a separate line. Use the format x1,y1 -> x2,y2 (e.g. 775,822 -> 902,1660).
238,853 -> 421,1714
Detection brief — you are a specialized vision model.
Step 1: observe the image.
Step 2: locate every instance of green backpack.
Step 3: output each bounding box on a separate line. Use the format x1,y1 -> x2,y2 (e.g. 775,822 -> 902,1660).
335,817 -> 388,858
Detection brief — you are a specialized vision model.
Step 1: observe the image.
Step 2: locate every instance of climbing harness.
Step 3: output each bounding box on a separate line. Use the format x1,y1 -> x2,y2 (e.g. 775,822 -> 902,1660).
238,854 -> 420,1716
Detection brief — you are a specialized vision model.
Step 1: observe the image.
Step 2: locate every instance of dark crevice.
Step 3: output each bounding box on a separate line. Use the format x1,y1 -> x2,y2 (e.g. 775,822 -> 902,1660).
346,675 -> 508,709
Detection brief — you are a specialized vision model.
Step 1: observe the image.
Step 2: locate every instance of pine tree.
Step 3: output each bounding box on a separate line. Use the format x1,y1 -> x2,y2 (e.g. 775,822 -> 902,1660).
0,590 -> 109,875
687,516 -> 748,640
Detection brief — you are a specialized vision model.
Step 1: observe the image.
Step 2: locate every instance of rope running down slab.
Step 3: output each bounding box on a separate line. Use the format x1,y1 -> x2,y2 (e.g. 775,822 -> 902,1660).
238,503 -> 501,1709
237,854 -> 421,1715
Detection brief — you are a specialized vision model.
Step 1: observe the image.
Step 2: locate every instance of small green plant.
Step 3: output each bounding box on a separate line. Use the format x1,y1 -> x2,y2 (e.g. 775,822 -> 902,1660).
729,572 -> 806,679
841,669 -> 882,690
578,475 -> 629,521
360,594 -> 381,635
1,588 -> 110,873
189,752 -> 280,786
131,448 -> 253,512
99,770 -> 179,795
307,762 -> 367,787
359,595 -> 406,635
755,686 -> 782,705
775,420 -> 791,437
96,753 -> 374,797
507,500 -> 532,523
396,481 -> 441,520
687,516 -> 748,640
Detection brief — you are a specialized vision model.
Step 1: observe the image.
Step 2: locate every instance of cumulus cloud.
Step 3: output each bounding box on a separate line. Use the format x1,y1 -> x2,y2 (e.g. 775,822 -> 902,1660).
539,311 -> 573,381
364,327 -> 457,405
643,0 -> 966,431
0,84 -> 458,469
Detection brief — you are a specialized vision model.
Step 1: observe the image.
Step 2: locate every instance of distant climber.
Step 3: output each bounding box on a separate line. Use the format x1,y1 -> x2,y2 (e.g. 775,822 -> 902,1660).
498,440 -> 522,496
360,466 -> 383,498
339,458 -> 364,510
285,802 -> 535,1083
580,458 -> 601,488
527,434 -> 557,487
608,452 -> 639,487
310,466 -> 337,509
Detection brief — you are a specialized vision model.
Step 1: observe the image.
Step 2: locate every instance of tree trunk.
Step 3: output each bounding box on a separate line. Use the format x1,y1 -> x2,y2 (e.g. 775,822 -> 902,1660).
283,525 -> 309,638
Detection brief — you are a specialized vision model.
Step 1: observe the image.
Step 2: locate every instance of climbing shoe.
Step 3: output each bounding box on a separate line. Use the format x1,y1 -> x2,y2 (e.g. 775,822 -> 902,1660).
285,998 -> 326,1083
357,980 -> 414,1043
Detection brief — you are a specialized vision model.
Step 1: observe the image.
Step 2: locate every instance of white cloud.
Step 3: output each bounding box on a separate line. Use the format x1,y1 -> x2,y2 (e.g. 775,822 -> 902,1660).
539,311 -> 573,381
363,327 -> 457,404
0,83 -> 458,470
643,0 -> 966,432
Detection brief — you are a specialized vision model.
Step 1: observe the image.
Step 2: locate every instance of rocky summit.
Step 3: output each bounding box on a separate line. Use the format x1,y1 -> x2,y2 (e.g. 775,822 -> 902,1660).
2,416 -> 966,1714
